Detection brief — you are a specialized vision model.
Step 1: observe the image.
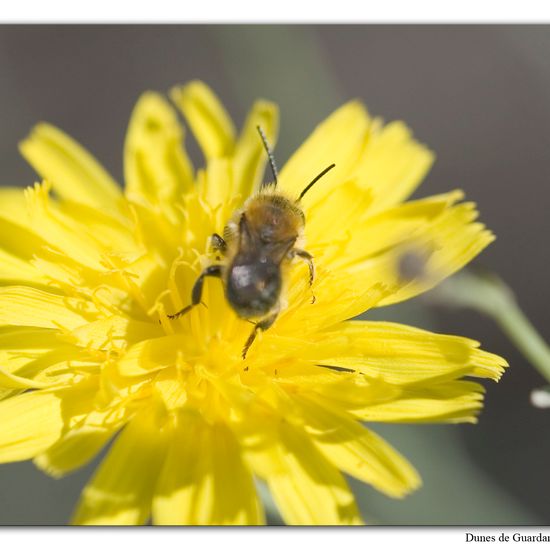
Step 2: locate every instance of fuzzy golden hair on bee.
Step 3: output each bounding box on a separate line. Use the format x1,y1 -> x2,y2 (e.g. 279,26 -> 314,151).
168,125 -> 335,359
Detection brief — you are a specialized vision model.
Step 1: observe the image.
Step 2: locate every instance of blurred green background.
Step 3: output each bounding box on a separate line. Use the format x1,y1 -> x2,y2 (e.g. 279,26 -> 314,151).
0,25 -> 549,525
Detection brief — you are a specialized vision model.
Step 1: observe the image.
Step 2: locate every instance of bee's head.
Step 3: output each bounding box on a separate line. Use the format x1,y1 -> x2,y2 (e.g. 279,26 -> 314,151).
226,260 -> 281,318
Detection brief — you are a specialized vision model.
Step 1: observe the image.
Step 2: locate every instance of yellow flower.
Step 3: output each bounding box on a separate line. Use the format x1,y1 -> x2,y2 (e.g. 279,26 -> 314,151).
0,81 -> 506,525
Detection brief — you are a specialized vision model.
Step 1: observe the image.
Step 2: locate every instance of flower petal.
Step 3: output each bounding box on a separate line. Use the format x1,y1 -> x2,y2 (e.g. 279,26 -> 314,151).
376,201 -> 495,307
19,123 -> 122,209
35,398 -> 128,478
0,346 -> 95,405
35,422 -> 115,478
279,100 -> 370,203
314,321 -> 507,383
273,280 -> 390,342
115,334 -> 200,377
171,81 -> 236,160
153,412 -> 262,525
354,380 -> 486,423
0,202 -> 47,263
70,316 -> 162,351
232,100 -> 279,199
56,199 -> 138,254
263,321 -> 506,384
295,394 -> 420,498
196,157 -> 234,212
124,92 -> 194,213
300,196 -> 495,318
72,407 -> 167,525
275,367 -> 486,424
24,183 -> 110,270
230,394 -> 363,526
263,422 -> 363,525
0,286 -> 98,330
309,190 -> 462,265
0,366 -> 54,389
351,119 -> 434,213
0,187 -> 30,226
0,390 -> 62,463
303,177 -> 374,247
0,327 -> 70,381
0,247 -> 48,286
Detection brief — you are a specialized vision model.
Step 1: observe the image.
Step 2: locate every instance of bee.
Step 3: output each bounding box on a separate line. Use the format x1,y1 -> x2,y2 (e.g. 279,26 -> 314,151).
168,127 -> 335,359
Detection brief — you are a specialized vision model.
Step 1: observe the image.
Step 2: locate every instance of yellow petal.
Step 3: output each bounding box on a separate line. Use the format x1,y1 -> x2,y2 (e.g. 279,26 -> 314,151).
153,412 -> 262,525
35,396 -> 128,478
284,190 -> 467,331
19,123 -> 122,209
56,199 -> 138,254
311,191 -> 463,266
171,81 -> 236,160
0,187 -> 30,226
0,345 -> 94,403
0,366 -> 54,389
232,100 -> 279,199
119,199 -> 182,266
124,92 -> 194,212
24,182 -> 109,270
230,395 -> 363,526
308,321 -> 507,384
0,327 -> 66,378
275,279 -> 390,341
278,366 -> 486,424
303,177 -> 374,247
279,100 -> 370,203
0,286 -> 98,330
302,197 -> 495,317
263,421 -> 363,525
115,334 -> 199,377
0,326 -> 61,351
10,189 -> 133,285
1,350 -> 91,400
295,394 -> 420,498
376,201 -> 495,306
0,207 -> 47,263
72,407 -> 167,525
197,157 -> 234,212
277,368 -> 400,409
351,120 -> 434,213
0,191 -> 113,289
70,316 -> 162,351
0,247 -> 48,286
0,390 -> 62,463
35,423 -> 115,478
355,380 -> 486,423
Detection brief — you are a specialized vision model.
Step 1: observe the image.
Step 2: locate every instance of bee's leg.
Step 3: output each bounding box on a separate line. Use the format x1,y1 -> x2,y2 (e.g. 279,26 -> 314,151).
210,233 -> 227,255
242,310 -> 279,360
291,248 -> 316,303
167,265 -> 222,320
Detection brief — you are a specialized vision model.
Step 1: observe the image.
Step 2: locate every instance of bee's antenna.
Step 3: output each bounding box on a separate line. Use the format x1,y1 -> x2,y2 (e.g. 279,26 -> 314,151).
297,163 -> 336,202
256,126 -> 278,187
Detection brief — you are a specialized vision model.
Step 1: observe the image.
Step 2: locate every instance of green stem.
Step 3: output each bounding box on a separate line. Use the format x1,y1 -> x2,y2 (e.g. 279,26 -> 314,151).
494,297 -> 550,382
429,270 -> 550,384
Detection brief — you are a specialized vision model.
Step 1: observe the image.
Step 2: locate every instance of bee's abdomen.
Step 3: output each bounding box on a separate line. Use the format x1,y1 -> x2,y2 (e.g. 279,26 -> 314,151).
225,258 -> 281,318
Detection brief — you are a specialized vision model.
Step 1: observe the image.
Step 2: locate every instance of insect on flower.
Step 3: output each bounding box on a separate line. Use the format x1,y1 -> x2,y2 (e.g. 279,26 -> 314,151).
0,81 -> 509,526
168,127 -> 335,359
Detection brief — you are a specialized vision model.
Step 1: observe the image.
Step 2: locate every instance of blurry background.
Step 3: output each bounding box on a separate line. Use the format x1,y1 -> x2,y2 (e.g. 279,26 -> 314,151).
0,25 -> 549,525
